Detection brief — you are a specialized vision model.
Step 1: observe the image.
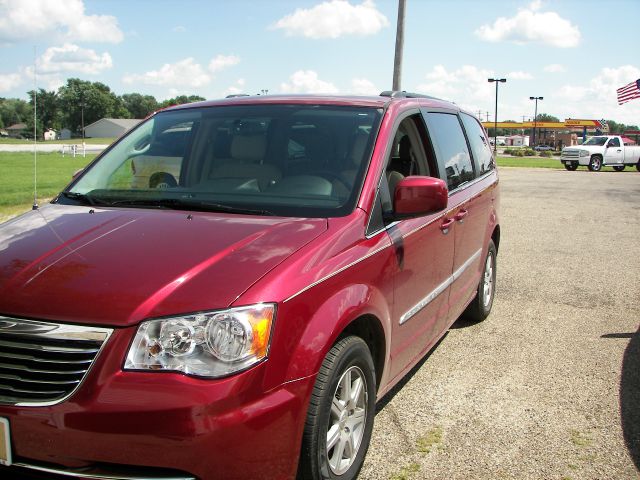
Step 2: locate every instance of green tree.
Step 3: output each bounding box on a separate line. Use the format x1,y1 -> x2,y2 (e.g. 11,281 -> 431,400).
158,95 -> 206,109
57,78 -> 123,134
121,93 -> 158,118
0,97 -> 31,127
27,89 -> 61,138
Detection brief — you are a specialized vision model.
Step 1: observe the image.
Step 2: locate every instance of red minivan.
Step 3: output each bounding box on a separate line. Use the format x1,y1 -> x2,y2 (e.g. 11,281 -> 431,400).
0,92 -> 499,480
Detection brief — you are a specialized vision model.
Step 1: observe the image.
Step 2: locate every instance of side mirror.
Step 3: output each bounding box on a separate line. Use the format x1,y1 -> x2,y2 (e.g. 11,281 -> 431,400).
392,176 -> 448,219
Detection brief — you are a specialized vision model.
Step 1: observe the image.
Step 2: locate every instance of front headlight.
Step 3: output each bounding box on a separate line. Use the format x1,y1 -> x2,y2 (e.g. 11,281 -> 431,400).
579,150 -> 589,157
124,304 -> 275,378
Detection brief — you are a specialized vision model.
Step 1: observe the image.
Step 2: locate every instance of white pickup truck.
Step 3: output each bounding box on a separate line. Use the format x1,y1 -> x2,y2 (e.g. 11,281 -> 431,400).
561,135 -> 640,172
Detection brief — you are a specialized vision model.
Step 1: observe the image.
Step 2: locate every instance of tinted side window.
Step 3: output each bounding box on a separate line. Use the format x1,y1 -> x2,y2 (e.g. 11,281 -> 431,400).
423,112 -> 474,190
461,113 -> 493,175
608,137 -> 620,147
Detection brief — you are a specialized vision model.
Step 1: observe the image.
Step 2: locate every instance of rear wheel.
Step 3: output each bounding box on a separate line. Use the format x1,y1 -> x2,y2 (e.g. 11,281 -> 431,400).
564,163 -> 578,171
588,155 -> 602,172
149,172 -> 177,189
613,165 -> 625,172
463,240 -> 497,322
299,336 -> 376,480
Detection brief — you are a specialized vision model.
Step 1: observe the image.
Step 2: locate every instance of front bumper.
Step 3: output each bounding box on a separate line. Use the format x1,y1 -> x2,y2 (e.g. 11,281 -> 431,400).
0,327 -> 314,480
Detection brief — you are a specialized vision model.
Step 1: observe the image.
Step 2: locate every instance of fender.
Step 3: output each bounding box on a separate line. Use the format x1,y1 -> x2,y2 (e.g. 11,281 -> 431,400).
282,282 -> 392,386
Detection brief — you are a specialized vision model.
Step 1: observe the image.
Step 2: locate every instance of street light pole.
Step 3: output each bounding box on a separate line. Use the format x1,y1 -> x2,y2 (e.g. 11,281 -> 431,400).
488,78 -> 506,154
530,96 -> 543,146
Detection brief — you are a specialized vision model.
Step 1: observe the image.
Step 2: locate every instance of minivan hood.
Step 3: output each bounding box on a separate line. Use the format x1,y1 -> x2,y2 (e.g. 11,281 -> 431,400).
0,205 -> 326,326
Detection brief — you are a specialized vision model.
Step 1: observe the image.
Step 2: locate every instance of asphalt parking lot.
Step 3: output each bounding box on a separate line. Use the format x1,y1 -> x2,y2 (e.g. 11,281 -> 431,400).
360,167 -> 640,480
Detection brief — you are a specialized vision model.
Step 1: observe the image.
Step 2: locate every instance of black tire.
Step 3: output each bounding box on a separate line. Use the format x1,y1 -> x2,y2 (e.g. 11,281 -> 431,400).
299,336 -> 376,480
588,155 -> 602,172
463,239 -> 497,322
636,160 -> 640,172
564,163 -> 578,171
613,165 -> 625,172
149,172 -> 177,189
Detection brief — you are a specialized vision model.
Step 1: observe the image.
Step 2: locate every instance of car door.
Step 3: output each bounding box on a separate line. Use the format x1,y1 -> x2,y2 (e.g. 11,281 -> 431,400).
381,112 -> 455,383
604,137 -> 623,164
422,110 -> 487,325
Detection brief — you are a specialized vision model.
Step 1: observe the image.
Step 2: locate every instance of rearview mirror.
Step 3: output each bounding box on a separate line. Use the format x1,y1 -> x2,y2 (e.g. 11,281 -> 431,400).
391,176 -> 448,219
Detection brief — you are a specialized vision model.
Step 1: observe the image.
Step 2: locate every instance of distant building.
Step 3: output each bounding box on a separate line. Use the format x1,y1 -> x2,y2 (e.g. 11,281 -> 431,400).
505,135 -> 529,147
59,128 -> 72,140
556,132 -> 578,149
6,123 -> 27,138
44,129 -> 57,141
84,118 -> 142,138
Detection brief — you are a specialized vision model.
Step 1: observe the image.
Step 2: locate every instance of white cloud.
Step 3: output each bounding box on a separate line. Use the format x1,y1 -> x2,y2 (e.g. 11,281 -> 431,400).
35,44 -> 112,75
0,0 -> 123,44
507,71 -> 533,80
416,65 -> 494,103
554,65 -> 640,125
123,58 -> 211,88
350,78 -> 379,95
280,70 -> 338,94
223,78 -> 246,97
0,73 -> 21,92
544,64 -> 566,73
209,54 -> 241,73
172,25 -> 186,33
475,1 -> 580,48
272,0 -> 389,39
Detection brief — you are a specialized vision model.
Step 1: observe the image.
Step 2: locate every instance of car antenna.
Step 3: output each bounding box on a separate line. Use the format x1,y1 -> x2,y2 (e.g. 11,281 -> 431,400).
32,45 -> 38,211
31,45 -> 38,210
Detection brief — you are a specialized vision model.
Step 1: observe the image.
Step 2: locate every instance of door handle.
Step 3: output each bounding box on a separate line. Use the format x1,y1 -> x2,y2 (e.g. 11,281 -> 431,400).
440,218 -> 454,234
454,209 -> 468,223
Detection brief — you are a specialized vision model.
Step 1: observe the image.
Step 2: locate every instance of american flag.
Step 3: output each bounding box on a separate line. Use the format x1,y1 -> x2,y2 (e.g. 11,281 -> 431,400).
617,79 -> 640,105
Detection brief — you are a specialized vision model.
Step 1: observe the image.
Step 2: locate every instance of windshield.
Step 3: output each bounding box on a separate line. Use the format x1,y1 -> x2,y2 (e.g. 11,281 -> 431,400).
583,136 -> 607,146
62,104 -> 382,217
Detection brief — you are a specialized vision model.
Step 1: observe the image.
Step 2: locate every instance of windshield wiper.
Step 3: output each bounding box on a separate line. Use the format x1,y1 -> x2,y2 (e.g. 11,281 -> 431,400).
58,191 -> 103,206
106,197 -> 275,216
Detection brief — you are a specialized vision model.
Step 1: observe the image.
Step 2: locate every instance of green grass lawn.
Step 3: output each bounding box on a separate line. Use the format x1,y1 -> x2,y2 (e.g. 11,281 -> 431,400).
0,137 -> 115,145
0,152 -> 96,218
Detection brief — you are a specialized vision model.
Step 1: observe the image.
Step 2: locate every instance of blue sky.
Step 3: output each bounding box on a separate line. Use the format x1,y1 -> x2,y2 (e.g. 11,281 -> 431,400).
1,0 -> 639,124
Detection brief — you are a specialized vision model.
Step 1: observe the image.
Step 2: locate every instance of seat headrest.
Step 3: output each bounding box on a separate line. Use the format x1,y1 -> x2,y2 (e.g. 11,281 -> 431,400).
231,134 -> 266,162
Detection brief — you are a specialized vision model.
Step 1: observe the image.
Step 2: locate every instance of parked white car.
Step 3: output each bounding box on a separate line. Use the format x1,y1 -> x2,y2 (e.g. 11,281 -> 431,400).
561,135 -> 640,172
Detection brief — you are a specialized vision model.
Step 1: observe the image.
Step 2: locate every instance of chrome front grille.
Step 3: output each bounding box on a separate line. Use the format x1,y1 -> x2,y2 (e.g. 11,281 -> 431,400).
0,317 -> 112,406
562,150 -> 580,159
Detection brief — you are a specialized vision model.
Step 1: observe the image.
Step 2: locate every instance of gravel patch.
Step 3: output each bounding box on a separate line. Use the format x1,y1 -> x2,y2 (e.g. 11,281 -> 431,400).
360,167 -> 640,480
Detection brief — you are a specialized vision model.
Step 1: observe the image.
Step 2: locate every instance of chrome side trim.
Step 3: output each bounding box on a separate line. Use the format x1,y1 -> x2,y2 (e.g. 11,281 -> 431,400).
399,248 -> 482,325
284,244 -> 390,303
12,462 -> 195,480
0,317 -> 113,407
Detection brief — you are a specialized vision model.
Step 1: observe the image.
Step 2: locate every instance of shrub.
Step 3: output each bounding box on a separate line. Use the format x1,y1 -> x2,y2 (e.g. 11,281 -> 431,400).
513,149 -> 525,156
523,148 -> 536,156
539,150 -> 554,157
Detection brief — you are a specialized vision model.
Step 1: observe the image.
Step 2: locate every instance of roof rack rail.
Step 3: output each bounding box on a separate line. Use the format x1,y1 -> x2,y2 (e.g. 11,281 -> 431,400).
379,90 -> 441,100
225,94 -> 251,98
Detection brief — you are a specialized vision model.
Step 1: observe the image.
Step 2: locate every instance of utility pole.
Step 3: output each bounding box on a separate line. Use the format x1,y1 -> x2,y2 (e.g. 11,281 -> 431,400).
392,0 -> 406,91
530,96 -> 543,146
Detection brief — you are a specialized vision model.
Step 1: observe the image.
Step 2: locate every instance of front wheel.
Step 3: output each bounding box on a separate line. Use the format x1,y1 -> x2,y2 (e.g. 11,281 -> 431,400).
564,163 -> 578,171
463,239 -> 497,322
588,155 -> 602,172
613,165 -> 625,172
299,336 -> 376,480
